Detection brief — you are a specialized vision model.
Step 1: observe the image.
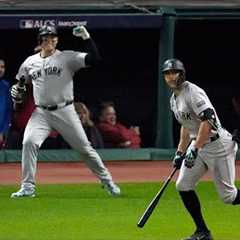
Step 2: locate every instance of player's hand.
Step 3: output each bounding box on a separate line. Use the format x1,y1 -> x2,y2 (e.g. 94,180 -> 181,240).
184,145 -> 198,168
11,83 -> 26,103
173,151 -> 185,170
118,141 -> 131,148
73,26 -> 90,40
130,126 -> 140,135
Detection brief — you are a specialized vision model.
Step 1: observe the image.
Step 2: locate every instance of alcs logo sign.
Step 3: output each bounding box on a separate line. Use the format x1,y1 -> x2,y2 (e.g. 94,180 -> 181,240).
20,19 -> 56,29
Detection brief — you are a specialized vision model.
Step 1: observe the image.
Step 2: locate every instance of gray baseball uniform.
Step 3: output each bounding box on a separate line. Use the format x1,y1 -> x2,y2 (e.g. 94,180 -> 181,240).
16,49 -> 113,191
172,81 -> 238,203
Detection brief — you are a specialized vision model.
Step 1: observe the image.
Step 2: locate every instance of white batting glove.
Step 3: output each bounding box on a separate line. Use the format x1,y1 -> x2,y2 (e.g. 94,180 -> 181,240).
72,26 -> 90,40
184,145 -> 198,168
11,83 -> 26,103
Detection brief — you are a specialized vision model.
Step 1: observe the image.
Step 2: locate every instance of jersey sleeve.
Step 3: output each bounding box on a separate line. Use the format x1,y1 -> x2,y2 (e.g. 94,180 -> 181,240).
189,86 -> 213,116
64,50 -> 87,72
16,59 -> 31,83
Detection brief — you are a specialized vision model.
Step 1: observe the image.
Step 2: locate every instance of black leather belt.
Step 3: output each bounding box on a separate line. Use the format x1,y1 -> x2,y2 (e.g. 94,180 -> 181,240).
36,100 -> 73,111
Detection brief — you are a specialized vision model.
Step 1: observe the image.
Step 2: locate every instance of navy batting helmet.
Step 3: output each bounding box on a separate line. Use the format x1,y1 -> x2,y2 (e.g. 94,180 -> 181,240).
38,25 -> 58,37
162,59 -> 185,73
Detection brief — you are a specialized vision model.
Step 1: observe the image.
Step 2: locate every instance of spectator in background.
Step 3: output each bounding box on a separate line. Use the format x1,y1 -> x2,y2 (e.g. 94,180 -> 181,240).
96,101 -> 141,148
231,95 -> 240,123
0,58 -> 12,149
74,102 -> 104,149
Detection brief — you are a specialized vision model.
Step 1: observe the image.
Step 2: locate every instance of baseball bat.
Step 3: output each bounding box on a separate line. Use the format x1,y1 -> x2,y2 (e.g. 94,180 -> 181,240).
18,76 -> 26,87
137,167 -> 178,228
13,76 -> 26,110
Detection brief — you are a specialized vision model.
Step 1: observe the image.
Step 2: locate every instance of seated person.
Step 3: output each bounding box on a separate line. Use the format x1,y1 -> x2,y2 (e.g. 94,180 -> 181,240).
96,101 -> 141,148
74,102 -> 104,149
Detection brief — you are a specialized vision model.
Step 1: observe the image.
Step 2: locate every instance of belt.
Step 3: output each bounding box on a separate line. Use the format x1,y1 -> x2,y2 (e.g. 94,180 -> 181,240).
36,100 -> 73,111
192,133 -> 219,143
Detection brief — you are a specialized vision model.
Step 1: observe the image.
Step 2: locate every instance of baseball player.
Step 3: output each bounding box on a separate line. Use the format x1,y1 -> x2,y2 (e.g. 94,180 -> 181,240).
162,58 -> 240,240
10,25 -> 120,198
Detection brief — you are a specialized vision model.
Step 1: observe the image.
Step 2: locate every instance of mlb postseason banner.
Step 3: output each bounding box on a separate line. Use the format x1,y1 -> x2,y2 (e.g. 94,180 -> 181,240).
0,14 -> 163,29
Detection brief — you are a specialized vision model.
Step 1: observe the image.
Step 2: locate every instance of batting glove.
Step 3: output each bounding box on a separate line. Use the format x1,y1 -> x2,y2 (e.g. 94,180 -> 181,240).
185,145 -> 198,168
11,83 -> 26,103
73,26 -> 90,40
173,151 -> 185,170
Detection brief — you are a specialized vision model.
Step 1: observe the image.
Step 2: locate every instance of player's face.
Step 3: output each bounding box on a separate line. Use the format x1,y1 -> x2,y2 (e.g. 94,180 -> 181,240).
100,106 -> 117,125
77,105 -> 89,125
41,35 -> 58,51
164,70 -> 180,89
0,60 -> 5,79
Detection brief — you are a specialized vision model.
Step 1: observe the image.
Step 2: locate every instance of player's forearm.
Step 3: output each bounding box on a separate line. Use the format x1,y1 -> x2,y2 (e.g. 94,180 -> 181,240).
177,126 -> 191,153
194,121 -> 211,149
83,38 -> 102,66
72,25 -> 102,66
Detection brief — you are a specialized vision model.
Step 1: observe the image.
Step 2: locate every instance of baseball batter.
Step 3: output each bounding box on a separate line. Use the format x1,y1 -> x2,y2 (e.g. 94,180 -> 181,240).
162,59 -> 240,240
10,25 -> 120,198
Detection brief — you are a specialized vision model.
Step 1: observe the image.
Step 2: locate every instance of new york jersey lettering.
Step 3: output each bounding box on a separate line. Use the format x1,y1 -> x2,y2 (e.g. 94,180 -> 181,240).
31,70 -> 41,80
179,111 -> 191,120
44,66 -> 62,76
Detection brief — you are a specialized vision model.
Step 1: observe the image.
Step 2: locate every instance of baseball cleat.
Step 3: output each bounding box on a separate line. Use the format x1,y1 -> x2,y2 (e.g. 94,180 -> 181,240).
182,230 -> 213,240
102,181 -> 121,196
11,188 -> 36,198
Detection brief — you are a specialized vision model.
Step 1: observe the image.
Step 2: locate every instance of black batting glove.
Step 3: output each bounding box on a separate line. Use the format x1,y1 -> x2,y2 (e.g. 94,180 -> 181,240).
11,83 -> 26,103
173,151 -> 185,170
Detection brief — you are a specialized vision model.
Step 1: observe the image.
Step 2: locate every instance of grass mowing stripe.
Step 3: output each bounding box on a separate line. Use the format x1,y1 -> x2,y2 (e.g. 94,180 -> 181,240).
0,182 -> 239,240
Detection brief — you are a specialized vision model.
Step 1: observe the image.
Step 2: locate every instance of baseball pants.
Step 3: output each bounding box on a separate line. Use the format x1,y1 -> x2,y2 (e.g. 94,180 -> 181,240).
21,104 -> 112,190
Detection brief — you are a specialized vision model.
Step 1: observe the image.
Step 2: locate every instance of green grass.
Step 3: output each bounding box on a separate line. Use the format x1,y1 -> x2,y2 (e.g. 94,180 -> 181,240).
0,182 -> 239,240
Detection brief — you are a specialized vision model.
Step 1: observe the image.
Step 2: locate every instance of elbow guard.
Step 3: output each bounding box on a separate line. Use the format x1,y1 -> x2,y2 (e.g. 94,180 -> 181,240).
199,108 -> 218,130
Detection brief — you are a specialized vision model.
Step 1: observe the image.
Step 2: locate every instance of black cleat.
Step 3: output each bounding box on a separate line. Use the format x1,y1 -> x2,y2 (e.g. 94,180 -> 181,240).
182,230 -> 213,240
